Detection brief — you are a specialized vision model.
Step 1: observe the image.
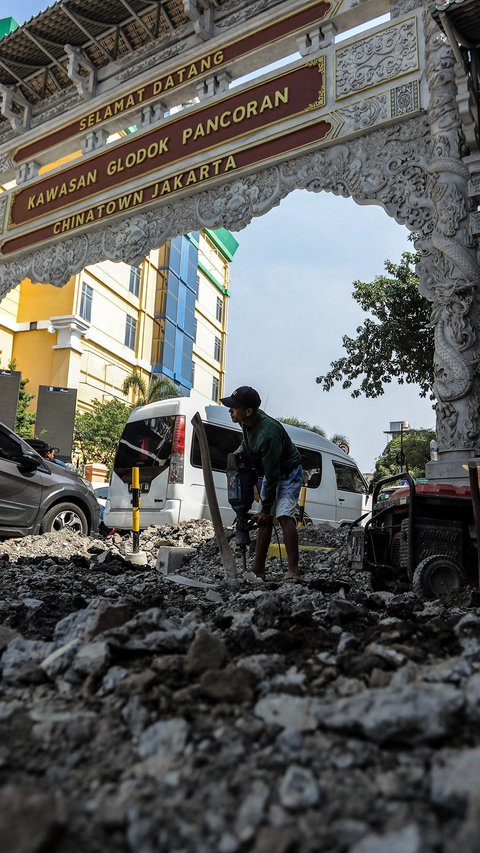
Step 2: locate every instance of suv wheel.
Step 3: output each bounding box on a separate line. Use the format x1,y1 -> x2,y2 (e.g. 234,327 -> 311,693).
40,502 -> 88,535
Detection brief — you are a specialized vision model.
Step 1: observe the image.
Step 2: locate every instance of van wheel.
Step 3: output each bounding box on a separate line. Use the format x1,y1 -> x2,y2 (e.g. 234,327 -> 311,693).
412,554 -> 467,600
40,503 -> 88,535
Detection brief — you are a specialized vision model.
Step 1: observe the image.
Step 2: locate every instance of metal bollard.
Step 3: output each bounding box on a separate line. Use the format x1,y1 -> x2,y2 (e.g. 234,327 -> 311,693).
131,466 -> 140,554
297,482 -> 307,527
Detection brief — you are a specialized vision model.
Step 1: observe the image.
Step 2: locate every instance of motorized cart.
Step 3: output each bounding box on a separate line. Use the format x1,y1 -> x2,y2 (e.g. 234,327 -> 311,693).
347,473 -> 478,599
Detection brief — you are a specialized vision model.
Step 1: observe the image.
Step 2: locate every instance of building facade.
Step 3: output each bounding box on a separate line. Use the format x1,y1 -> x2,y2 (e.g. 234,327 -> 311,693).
0,228 -> 238,416
0,17 -> 239,421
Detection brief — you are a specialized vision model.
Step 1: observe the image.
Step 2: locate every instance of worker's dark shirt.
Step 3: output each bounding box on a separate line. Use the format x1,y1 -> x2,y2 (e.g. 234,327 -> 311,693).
241,410 -> 301,514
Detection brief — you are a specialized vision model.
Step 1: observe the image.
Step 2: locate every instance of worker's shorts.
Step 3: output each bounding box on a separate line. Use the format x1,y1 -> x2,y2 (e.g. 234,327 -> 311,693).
261,464 -> 303,519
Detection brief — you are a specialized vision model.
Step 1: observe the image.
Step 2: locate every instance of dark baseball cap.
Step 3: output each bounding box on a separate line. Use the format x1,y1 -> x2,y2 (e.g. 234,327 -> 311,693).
220,386 -> 261,410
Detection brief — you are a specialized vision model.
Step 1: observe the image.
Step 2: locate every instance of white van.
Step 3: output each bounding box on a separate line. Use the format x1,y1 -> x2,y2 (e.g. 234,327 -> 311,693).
103,394 -> 369,529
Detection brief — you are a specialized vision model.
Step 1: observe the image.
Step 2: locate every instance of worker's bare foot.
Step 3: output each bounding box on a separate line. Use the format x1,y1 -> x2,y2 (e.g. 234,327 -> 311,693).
253,570 -> 266,580
283,570 -> 302,583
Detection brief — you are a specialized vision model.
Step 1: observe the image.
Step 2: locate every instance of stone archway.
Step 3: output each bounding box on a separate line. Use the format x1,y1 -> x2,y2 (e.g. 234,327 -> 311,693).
0,0 -> 479,480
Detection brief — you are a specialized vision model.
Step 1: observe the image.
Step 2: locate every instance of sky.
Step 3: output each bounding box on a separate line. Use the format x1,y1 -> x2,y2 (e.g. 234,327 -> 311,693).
227,193 -> 434,473
6,1 -> 435,473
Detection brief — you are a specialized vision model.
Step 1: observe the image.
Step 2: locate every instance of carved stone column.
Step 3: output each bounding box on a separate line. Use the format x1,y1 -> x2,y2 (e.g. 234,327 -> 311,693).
421,8 -> 480,482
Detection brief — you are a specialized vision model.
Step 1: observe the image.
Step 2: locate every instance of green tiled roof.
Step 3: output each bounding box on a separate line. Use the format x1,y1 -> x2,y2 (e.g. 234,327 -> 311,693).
205,228 -> 239,262
0,18 -> 18,39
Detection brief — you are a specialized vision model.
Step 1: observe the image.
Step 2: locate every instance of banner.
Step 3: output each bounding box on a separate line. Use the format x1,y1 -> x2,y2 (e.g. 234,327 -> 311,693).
13,1 -> 332,164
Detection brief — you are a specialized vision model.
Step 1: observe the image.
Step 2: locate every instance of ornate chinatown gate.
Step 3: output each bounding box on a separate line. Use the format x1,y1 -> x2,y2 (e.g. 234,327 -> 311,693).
0,0 -> 479,481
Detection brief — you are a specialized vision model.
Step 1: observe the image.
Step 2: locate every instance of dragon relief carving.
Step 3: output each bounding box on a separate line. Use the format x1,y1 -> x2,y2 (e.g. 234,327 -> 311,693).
430,290 -> 475,402
423,8 -> 480,452
30,236 -> 89,287
102,209 -> 175,265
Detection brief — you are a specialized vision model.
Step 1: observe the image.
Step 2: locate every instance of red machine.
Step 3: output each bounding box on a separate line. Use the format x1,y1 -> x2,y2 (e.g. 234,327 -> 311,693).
347,473 -> 478,599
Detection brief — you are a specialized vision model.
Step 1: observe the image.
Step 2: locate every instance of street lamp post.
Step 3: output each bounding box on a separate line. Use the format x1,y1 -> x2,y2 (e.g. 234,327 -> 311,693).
384,420 -> 410,474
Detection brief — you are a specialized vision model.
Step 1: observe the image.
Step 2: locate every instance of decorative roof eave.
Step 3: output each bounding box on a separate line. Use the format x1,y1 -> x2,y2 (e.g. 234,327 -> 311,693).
429,0 -> 480,47
0,0 -> 201,108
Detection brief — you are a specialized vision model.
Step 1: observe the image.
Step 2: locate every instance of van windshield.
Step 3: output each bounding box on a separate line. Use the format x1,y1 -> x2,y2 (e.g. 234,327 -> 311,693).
113,416 -> 175,483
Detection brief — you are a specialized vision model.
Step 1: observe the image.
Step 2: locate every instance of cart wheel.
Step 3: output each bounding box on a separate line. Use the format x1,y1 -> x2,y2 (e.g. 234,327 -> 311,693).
412,554 -> 468,600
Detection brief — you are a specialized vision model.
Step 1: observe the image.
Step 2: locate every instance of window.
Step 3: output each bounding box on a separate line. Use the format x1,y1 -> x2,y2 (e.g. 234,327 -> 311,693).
334,463 -> 367,493
169,238 -> 181,275
79,282 -> 93,323
191,423 -> 242,472
124,315 -> 137,350
0,427 -> 23,461
212,376 -> 219,402
297,449 -> 322,489
184,289 -> 196,338
165,274 -> 179,322
129,266 -> 141,297
163,319 -> 176,372
214,336 -> 221,362
216,297 -> 223,323
113,415 -> 176,483
180,333 -> 193,385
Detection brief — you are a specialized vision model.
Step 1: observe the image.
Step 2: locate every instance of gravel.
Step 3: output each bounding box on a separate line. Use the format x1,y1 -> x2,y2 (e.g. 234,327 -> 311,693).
1,520 -> 480,852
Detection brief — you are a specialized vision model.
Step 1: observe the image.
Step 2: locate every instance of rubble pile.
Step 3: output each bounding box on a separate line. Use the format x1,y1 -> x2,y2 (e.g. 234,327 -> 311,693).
1,521 -> 480,852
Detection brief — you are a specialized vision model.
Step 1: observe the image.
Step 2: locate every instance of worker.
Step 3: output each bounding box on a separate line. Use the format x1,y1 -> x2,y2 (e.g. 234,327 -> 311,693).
26,439 -> 69,468
221,385 -> 303,581
46,446 -> 69,468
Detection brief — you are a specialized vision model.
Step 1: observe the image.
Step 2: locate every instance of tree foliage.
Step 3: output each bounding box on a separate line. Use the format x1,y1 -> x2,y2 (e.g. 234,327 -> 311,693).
330,433 -> 350,448
374,428 -> 436,482
279,416 -> 326,437
7,359 -> 36,438
279,416 -> 350,447
316,252 -> 435,398
122,371 -> 180,407
74,398 -> 131,470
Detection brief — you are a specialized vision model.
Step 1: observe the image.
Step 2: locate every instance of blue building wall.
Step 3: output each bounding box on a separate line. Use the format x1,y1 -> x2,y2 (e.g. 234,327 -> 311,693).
152,232 -> 199,392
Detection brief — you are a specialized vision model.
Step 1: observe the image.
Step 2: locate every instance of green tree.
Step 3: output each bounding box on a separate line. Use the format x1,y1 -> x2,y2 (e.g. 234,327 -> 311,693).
316,251 -> 434,399
122,370 -> 180,407
374,428 -> 436,482
279,416 -> 326,436
74,398 -> 130,471
330,433 -> 350,447
6,359 -> 36,438
279,417 -> 350,448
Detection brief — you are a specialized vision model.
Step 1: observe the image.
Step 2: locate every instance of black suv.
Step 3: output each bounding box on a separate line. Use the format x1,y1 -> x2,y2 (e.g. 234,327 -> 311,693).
0,421 -> 99,538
